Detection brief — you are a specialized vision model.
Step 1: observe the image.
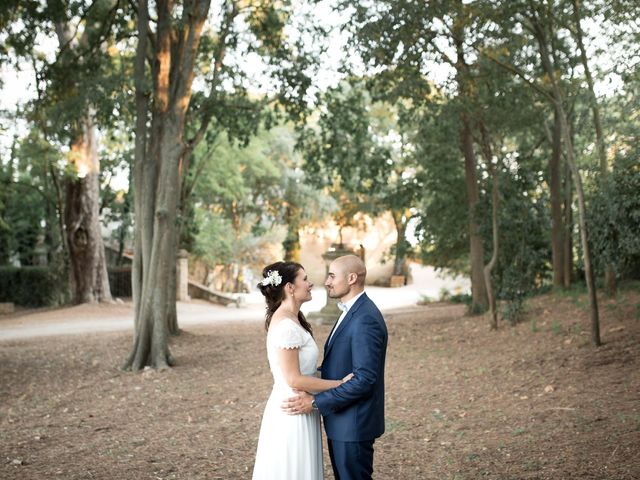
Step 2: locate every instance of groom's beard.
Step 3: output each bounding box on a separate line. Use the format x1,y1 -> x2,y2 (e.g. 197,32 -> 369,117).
327,286 -> 349,299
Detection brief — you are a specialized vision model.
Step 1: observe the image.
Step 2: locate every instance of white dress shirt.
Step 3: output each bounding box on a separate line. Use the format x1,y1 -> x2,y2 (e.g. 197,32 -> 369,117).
327,291 -> 365,344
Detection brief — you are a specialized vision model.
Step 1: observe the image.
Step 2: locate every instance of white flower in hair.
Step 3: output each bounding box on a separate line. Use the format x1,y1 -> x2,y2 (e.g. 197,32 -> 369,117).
261,270 -> 282,287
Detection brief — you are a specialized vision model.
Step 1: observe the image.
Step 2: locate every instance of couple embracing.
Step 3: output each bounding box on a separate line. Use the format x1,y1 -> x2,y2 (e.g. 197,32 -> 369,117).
252,255 -> 388,480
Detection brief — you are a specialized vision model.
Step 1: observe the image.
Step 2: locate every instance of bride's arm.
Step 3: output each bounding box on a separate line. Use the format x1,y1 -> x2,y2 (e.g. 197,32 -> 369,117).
276,348 -> 348,394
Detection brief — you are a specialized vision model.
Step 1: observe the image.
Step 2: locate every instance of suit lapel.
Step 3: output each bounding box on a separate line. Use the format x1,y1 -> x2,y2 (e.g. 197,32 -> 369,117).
323,293 -> 368,357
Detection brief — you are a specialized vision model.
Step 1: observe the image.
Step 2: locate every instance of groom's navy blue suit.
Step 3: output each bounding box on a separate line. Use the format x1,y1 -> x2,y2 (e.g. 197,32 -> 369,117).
315,293 -> 388,480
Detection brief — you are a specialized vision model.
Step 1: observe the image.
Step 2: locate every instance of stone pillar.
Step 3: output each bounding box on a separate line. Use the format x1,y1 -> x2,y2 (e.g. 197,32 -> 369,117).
176,249 -> 190,301
308,244 -> 356,325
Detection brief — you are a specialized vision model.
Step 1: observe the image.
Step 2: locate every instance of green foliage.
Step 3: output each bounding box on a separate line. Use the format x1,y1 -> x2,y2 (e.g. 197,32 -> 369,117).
299,79 -> 422,272
189,123 -> 334,282
484,166 -> 550,323
413,99 -> 469,274
300,80 -> 392,189
193,210 -> 234,268
588,152 -> 640,279
449,293 -> 473,306
438,287 -> 473,306
502,297 -> 526,325
0,130 -> 62,266
0,266 -> 61,307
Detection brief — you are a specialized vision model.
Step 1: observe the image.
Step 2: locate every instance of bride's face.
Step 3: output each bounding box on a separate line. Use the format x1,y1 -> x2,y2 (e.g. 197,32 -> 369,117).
289,268 -> 313,303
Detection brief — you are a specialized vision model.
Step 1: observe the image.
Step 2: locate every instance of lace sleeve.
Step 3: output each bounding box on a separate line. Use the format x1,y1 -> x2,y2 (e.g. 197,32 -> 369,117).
269,320 -> 305,350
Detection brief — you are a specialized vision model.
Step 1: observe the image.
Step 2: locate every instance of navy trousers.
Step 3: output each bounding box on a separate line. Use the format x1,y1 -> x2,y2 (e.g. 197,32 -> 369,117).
327,438 -> 375,480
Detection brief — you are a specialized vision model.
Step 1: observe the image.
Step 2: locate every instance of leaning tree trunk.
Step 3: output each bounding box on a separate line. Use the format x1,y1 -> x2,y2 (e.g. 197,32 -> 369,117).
549,106 -> 565,288
533,19 -> 601,346
123,0 -> 211,371
64,116 -> 112,303
571,0 -> 616,296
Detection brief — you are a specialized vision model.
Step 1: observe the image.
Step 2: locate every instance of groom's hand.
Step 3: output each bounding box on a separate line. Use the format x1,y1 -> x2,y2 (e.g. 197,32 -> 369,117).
281,390 -> 313,415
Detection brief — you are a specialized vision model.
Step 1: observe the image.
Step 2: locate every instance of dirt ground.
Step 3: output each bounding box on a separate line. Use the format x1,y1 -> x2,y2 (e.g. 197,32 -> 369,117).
1,287 -> 639,479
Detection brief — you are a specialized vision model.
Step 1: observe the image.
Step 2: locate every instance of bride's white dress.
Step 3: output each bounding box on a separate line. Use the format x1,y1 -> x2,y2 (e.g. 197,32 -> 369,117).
252,318 -> 324,480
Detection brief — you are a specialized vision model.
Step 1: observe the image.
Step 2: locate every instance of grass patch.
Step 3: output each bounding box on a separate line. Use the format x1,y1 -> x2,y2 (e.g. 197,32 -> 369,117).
417,294 -> 434,306
385,417 -> 409,433
554,284 -> 587,298
550,321 -> 564,336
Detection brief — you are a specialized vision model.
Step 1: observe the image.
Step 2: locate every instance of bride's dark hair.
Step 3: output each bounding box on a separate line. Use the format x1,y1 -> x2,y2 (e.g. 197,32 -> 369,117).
258,261 -> 313,335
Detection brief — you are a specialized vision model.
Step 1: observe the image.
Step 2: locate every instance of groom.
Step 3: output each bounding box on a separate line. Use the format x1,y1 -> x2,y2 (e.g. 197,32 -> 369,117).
283,254 -> 388,479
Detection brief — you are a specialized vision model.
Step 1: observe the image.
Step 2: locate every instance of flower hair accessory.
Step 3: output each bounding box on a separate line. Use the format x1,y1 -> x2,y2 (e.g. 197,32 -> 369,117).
261,270 -> 282,287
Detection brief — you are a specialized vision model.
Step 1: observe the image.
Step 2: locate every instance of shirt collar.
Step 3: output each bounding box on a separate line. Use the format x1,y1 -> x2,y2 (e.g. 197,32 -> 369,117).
337,291 -> 365,313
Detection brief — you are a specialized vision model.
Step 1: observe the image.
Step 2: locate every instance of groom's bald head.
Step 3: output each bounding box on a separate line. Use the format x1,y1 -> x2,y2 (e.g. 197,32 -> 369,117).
332,255 -> 367,287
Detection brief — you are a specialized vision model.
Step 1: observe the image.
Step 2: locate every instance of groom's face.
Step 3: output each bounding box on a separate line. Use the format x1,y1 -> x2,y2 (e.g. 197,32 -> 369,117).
325,262 -> 350,299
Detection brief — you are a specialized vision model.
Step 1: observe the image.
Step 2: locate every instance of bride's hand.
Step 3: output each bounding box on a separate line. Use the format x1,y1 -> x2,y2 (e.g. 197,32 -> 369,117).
341,373 -> 354,384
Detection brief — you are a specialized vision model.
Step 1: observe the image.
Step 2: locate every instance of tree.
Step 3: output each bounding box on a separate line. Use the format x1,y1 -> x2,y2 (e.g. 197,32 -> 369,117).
339,0 -> 490,311
475,0 -> 601,344
2,0 -> 126,303
570,0 -> 616,295
54,3 -> 117,303
189,122 -> 335,288
299,80 -> 421,278
124,0 -> 321,370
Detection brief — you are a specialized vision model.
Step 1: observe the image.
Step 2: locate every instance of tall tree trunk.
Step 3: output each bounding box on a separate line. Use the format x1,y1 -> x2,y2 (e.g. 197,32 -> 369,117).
123,0 -> 211,371
478,122 -> 499,329
550,106 -> 565,288
391,210 -> 408,277
454,21 -> 488,313
55,17 -> 111,304
563,161 -> 573,288
571,0 -> 616,296
283,182 -> 301,262
532,16 -> 601,346
461,116 -> 488,313
64,116 -> 112,303
283,225 -> 301,262
166,229 -> 180,336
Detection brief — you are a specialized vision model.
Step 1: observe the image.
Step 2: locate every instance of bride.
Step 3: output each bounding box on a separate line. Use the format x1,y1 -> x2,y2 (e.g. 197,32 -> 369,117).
252,261 -> 351,480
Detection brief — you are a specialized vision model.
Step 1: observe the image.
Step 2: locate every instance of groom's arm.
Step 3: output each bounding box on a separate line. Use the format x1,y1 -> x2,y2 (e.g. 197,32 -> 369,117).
314,312 -> 386,415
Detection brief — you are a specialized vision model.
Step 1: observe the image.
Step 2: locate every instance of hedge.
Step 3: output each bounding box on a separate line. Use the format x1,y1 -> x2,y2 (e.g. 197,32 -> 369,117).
0,266 -> 61,307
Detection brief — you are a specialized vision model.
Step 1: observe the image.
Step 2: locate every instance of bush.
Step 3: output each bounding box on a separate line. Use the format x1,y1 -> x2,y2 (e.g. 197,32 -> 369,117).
588,153 -> 640,280
449,293 -> 472,305
501,296 -> 525,325
0,266 -> 61,307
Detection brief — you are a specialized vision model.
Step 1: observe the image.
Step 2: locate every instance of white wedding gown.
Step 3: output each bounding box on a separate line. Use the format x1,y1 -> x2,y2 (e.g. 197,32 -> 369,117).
252,318 -> 324,480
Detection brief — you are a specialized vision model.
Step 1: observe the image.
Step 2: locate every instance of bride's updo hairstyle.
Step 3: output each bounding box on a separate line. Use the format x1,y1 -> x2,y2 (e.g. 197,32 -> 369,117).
258,261 -> 313,336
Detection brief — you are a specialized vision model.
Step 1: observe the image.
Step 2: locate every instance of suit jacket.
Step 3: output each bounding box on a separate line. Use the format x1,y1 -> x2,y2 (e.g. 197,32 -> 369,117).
314,293 -> 388,442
